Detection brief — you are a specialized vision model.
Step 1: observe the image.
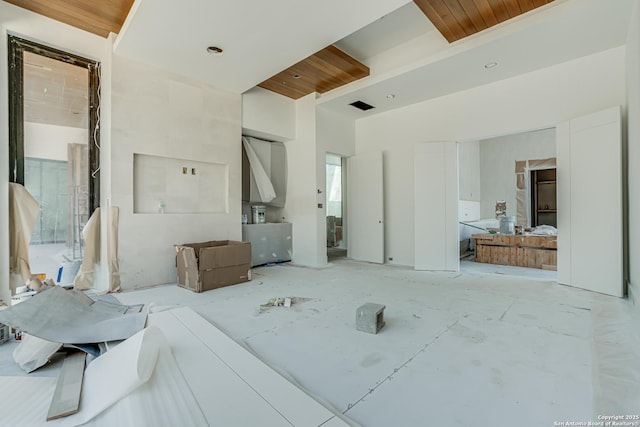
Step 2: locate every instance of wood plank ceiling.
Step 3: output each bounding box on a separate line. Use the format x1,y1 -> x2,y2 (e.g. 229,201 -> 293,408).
3,0 -> 134,38
257,45 -> 370,100
413,0 -> 554,43
4,0 -> 554,99
258,0 -> 553,99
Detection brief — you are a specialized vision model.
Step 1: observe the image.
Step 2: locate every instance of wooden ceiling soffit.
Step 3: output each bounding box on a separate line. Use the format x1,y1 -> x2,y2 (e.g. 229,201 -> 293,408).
258,45 -> 370,100
3,0 -> 135,38
413,0 -> 554,43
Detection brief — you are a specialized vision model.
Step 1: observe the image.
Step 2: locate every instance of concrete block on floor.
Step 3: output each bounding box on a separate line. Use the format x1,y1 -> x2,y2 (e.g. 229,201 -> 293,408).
356,303 -> 385,334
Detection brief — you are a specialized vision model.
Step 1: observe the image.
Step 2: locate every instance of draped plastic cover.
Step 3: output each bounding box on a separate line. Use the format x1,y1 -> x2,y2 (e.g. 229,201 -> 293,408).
242,136 -> 276,203
74,208 -> 101,290
8,183 -> 39,285
107,207 -> 121,293
0,286 -> 146,344
0,326 -> 208,427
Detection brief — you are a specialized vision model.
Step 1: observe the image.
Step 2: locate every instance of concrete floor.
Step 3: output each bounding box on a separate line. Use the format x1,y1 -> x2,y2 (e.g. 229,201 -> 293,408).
110,259 -> 637,427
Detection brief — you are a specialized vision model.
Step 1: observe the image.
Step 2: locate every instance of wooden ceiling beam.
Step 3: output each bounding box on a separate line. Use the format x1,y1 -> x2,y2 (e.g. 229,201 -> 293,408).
258,45 -> 369,100
3,0 -> 134,38
413,0 -> 553,43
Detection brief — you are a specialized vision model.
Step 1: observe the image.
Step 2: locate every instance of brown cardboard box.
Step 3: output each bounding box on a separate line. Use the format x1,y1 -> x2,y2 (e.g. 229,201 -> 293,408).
175,240 -> 251,293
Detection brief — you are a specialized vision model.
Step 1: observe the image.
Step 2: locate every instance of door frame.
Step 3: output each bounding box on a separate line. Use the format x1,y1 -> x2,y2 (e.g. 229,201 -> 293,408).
8,35 -> 101,213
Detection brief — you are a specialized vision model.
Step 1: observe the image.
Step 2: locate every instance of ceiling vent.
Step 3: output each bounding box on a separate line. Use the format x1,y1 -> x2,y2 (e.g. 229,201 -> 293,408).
349,100 -> 375,111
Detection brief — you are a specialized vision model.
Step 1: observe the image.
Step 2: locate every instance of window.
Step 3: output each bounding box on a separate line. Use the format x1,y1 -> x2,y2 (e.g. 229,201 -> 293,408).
8,35 -> 101,275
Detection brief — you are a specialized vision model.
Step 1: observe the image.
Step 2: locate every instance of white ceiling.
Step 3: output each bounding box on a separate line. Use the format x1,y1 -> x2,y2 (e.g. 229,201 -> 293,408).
319,0 -> 636,119
114,0 -> 636,120
114,0 -> 412,93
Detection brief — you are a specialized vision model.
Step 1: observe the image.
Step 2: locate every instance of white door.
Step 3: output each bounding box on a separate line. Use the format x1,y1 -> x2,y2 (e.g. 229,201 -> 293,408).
414,142 -> 459,271
557,106 -> 623,296
347,151 -> 384,263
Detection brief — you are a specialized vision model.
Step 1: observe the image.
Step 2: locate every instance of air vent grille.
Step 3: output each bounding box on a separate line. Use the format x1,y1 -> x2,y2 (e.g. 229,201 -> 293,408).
349,100 -> 375,111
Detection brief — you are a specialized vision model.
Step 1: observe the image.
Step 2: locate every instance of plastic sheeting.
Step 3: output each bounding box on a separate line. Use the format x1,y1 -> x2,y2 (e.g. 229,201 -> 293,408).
62,327 -> 192,425
74,208 -> 101,290
13,333 -> 62,373
107,207 -> 121,293
0,327 -> 208,427
0,286 -> 146,343
242,136 -> 276,203
73,206 -> 120,292
8,183 -> 39,286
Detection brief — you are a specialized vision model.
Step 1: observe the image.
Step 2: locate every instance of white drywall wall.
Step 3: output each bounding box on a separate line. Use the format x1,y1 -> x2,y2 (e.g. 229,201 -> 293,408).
242,87 -> 295,141
317,107 -> 356,157
24,122 -> 88,161
458,140 -> 480,202
317,106 -> 356,256
133,154 -> 228,214
478,128 -> 556,219
282,94 -> 326,267
414,142 -> 458,271
0,2 -> 109,301
111,54 -> 241,289
355,47 -> 626,267
627,1 -> 640,308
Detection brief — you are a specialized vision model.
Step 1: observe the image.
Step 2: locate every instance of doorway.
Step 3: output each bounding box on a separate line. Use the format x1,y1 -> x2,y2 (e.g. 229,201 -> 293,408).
530,168 -> 557,227
457,129 -> 558,280
8,36 -> 101,281
326,153 -> 347,261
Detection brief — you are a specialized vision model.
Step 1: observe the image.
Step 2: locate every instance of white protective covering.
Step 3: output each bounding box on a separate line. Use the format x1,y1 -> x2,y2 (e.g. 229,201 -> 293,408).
0,308 -> 354,426
242,136 -> 276,203
74,208 -> 101,290
0,327 -> 208,427
8,183 -> 39,289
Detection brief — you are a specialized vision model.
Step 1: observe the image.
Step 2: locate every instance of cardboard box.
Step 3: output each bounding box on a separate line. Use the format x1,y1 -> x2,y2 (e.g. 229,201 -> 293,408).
176,240 -> 251,293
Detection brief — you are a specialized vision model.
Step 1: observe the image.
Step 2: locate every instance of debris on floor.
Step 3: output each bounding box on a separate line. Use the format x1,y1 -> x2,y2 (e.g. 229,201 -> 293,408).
0,285 -> 147,344
259,297 -> 312,312
0,284 -> 154,424
356,303 -> 386,334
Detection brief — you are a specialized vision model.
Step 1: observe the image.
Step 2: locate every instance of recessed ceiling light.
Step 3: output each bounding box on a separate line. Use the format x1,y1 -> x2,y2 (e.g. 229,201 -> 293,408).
484,61 -> 498,69
386,94 -> 396,100
206,46 -> 224,56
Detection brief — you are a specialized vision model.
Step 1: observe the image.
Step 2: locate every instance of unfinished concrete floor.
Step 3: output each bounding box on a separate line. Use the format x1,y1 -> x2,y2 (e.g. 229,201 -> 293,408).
112,259 -> 639,427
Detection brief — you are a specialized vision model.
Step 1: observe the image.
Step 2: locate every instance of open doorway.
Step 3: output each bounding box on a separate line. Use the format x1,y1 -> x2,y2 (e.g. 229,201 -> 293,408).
458,128 -> 558,280
8,36 -> 100,284
326,153 -> 347,261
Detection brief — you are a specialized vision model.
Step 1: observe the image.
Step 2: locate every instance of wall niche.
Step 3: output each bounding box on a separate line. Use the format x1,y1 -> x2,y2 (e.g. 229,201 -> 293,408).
133,153 -> 228,214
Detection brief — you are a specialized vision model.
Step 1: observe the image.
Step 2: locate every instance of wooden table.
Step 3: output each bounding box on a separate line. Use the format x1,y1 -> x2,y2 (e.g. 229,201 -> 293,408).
472,233 -> 557,270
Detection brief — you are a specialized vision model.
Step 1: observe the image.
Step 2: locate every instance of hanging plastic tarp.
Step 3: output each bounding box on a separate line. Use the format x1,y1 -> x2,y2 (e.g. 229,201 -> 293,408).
74,207 -> 101,290
242,136 -> 276,203
8,183 -> 39,287
108,207 -> 121,293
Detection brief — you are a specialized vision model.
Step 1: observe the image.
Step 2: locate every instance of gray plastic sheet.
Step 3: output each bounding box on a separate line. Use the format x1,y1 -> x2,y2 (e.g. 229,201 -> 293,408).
0,286 -> 146,343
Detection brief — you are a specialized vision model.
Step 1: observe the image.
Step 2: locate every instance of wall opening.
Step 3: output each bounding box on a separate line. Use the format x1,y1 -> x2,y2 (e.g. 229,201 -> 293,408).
326,153 -> 347,261
458,128 -> 558,280
8,35 -> 100,280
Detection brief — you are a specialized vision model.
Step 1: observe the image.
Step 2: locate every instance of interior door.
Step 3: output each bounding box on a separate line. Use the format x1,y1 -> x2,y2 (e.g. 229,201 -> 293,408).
347,151 -> 384,263
557,106 -> 623,296
414,142 -> 459,271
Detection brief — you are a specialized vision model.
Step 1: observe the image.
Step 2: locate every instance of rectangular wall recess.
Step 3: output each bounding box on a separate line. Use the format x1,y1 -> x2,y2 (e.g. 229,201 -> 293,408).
134,153 -> 228,214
